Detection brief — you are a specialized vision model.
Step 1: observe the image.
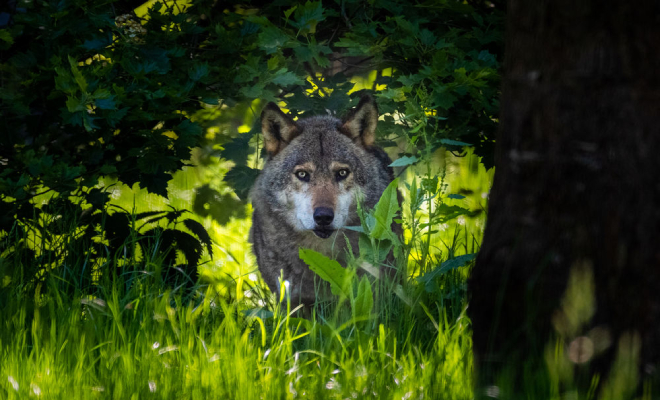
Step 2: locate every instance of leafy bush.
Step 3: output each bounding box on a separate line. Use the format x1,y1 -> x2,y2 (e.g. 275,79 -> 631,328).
0,0 -> 502,286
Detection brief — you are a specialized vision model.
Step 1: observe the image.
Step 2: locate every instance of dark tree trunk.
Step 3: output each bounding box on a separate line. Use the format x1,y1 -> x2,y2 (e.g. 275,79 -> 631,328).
469,1 -> 660,397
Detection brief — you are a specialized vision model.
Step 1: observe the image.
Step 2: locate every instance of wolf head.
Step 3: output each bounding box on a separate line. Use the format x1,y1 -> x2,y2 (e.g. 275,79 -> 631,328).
253,95 -> 393,239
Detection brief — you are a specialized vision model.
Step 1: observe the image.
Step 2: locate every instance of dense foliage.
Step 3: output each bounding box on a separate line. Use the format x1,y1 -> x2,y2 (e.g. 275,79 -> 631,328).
0,0 -> 502,285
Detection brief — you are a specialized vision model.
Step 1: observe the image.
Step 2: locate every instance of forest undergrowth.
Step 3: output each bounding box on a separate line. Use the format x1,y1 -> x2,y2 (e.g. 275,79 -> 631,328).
0,156 -> 487,400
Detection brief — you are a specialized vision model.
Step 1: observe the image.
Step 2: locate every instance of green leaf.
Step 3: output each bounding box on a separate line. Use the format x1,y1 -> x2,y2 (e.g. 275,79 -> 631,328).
183,218 -> 213,256
299,248 -> 352,297
220,132 -> 254,167
370,178 -> 400,240
100,164 -> 117,174
27,155 -> 54,176
94,92 -> 116,110
240,83 -> 266,99
353,276 -> 373,320
358,233 -> 392,265
10,52 -> 37,69
291,1 -> 326,33
176,120 -> 203,138
141,170 -> 171,198
82,113 -> 99,132
138,46 -> 171,74
107,107 -> 129,127
284,6 -> 297,20
418,253 -> 476,292
477,50 -> 497,67
397,74 -> 421,88
68,56 -> 88,93
82,32 -> 113,50
271,69 -> 304,87
188,63 -> 209,81
434,203 -> 478,223
200,98 -> 219,105
257,26 -> 289,54
240,21 -> 260,36
389,156 -> 418,167
193,184 -> 246,224
419,29 -> 436,47
66,96 -> 85,112
0,30 -> 14,45
439,138 -> 472,147
223,166 -> 260,201
432,89 -> 457,111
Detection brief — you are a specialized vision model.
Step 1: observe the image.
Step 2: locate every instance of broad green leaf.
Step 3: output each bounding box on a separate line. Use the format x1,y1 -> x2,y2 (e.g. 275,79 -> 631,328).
200,98 -> 219,105
220,132 -> 254,167
141,170 -> 171,198
257,26 -> 289,54
370,178 -> 400,240
11,52 -> 37,69
223,165 -> 260,201
240,83 -> 265,99
271,69 -> 304,86
100,164 -> 117,174
0,30 -> 14,45
284,6 -> 297,20
188,63 -> 209,81
389,156 -> 418,167
358,233 -> 391,265
397,74 -> 421,87
94,96 -> 117,110
107,107 -> 129,127
82,32 -> 112,50
291,1 -> 326,33
353,276 -> 373,320
343,225 -> 364,233
176,120 -> 203,138
419,29 -> 436,47
66,96 -> 85,112
68,56 -> 88,93
240,21 -> 260,36
193,185 -> 246,225
299,248 -> 352,297
435,203 -> 478,223
439,138 -> 472,147
417,253 -> 477,292
431,89 -> 457,111
447,194 -> 466,200
82,113 -> 98,132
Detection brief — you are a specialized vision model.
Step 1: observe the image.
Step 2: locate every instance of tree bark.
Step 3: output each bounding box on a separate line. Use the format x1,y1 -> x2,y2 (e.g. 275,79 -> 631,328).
469,1 -> 660,397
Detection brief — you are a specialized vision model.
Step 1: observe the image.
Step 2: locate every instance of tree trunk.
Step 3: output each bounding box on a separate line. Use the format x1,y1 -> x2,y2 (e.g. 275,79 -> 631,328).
469,1 -> 660,397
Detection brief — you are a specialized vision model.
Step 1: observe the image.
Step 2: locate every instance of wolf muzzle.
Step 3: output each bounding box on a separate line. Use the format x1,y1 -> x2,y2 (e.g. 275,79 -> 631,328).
313,207 -> 334,238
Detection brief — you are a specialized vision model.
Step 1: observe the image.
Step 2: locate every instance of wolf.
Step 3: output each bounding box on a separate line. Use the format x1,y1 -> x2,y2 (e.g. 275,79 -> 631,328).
249,94 -> 399,308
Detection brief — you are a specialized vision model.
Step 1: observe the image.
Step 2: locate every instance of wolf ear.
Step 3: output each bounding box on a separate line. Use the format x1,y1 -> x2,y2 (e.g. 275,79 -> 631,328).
340,95 -> 378,147
261,102 -> 300,156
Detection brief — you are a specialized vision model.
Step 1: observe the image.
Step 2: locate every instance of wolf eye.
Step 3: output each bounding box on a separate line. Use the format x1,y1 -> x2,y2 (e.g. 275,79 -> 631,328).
336,169 -> 350,181
295,170 -> 310,182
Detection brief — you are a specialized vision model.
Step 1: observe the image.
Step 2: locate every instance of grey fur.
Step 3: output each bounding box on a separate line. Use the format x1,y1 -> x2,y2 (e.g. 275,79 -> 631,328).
250,95 -> 397,307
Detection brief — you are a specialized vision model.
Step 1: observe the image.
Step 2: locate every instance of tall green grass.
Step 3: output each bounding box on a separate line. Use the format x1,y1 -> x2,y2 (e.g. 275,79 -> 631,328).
0,238 -> 473,399
0,152 -> 483,399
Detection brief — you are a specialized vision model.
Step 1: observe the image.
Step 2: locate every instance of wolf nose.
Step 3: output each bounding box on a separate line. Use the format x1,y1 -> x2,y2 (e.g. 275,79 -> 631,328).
313,207 -> 334,226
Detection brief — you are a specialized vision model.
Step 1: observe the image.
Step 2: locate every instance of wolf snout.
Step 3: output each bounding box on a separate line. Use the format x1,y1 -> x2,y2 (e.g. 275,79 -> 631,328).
313,207 -> 334,226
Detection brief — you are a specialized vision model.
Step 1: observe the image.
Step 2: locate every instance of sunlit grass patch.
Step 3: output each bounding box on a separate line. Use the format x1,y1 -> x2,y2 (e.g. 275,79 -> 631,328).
0,139 -> 489,399
0,274 -> 473,399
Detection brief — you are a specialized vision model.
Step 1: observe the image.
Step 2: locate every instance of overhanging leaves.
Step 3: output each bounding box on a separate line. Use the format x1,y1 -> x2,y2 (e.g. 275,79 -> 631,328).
223,166 -> 260,201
